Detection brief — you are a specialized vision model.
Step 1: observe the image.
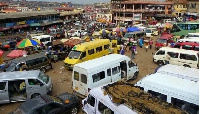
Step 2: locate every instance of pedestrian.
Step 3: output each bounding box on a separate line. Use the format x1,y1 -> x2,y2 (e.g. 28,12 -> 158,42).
131,45 -> 136,60
144,40 -> 149,52
149,39 -> 153,49
139,38 -> 143,48
120,43 -> 125,55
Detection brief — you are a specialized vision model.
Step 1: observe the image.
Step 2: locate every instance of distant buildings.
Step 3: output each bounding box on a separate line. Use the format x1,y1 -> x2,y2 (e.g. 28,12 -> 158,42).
111,0 -> 173,24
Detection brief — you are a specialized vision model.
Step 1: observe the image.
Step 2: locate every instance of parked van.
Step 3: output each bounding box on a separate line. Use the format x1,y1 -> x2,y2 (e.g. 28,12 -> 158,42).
4,53 -> 52,72
72,54 -> 139,97
135,65 -> 199,114
178,38 -> 199,43
122,31 -> 146,43
153,47 -> 199,68
173,42 -> 199,51
155,34 -> 174,49
0,70 -> 52,104
49,28 -> 65,39
64,39 -> 117,69
145,28 -> 158,38
82,81 -> 186,114
32,35 -> 53,46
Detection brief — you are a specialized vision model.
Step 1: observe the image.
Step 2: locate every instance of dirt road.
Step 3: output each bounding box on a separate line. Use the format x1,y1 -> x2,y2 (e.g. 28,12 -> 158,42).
0,37 -> 159,114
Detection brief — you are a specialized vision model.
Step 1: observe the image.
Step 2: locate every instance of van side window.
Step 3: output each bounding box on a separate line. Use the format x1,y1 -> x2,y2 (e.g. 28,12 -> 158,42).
0,82 -> 6,90
180,54 -> 197,61
156,50 -> 165,55
112,43 -> 117,48
96,46 -> 102,52
171,97 -> 197,112
167,52 -> 178,58
74,71 -> 79,81
40,38 -> 45,42
88,49 -> 94,55
98,101 -> 114,114
81,74 -> 87,84
87,95 -> 95,107
36,58 -> 42,64
80,51 -> 86,59
46,37 -> 50,41
112,66 -> 120,75
107,68 -> 111,76
26,60 -> 35,67
148,90 -> 167,102
28,79 -> 42,86
128,61 -> 135,68
174,44 -> 181,48
92,71 -> 105,83
104,44 -> 109,50
194,46 -> 199,51
41,57 -> 48,62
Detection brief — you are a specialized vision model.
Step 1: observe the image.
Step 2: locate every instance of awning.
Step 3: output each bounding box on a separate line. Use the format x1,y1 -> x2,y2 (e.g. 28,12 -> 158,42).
12,24 -> 29,29
29,23 -> 41,27
52,40 -> 63,45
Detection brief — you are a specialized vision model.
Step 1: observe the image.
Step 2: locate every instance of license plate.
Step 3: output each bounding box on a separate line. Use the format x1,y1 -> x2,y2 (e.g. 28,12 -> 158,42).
75,87 -> 78,90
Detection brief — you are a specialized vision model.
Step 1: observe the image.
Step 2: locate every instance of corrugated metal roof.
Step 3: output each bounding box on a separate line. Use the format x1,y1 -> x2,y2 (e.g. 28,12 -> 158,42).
0,10 -> 59,20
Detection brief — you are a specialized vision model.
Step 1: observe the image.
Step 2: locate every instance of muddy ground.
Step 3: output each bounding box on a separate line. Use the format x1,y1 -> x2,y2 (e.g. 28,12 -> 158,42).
0,36 -> 159,114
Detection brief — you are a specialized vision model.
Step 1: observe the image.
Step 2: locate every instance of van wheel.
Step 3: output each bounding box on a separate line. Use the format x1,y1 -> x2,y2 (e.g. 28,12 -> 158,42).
183,64 -> 191,68
157,61 -> 164,65
31,94 -> 40,98
41,68 -> 46,73
70,107 -> 78,114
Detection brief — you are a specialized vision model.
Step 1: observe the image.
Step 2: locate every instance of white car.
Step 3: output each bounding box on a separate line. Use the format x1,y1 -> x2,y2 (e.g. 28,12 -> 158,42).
71,30 -> 87,37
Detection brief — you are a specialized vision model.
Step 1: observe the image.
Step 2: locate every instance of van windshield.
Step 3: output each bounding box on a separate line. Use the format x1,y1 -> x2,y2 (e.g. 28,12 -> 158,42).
157,39 -> 167,44
124,34 -> 132,38
38,72 -> 49,84
68,50 -> 81,59
5,62 -> 16,72
146,29 -> 151,33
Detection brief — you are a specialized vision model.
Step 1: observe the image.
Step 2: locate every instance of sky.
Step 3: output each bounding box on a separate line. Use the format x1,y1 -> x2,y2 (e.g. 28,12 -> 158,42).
27,0 -> 110,4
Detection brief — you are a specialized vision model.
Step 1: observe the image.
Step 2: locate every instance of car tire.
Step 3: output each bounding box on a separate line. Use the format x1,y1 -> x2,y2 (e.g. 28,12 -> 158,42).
183,64 -> 191,68
70,107 -> 78,114
157,60 -> 164,65
41,67 -> 46,73
31,93 -> 40,99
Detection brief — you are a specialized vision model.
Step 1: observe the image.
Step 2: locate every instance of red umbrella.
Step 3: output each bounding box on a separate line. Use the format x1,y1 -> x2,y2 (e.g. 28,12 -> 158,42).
123,28 -> 127,32
0,50 -> 3,57
7,50 -> 27,58
116,28 -> 120,32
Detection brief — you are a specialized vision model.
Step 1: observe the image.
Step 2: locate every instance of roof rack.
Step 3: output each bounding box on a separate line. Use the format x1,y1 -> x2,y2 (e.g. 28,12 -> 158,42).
102,81 -> 188,114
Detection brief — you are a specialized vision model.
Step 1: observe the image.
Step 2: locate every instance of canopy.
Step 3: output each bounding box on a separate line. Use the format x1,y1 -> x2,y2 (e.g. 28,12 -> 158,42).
127,27 -> 140,32
7,50 -> 27,58
64,39 -> 81,47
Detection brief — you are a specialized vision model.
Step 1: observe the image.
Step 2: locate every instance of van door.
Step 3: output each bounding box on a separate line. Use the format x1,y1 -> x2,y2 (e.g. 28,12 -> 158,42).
127,60 -> 138,80
179,53 -> 198,68
153,50 -> 166,64
26,79 -> 47,98
96,100 -> 115,114
84,94 -> 96,114
74,71 -> 88,96
0,81 -> 9,104
111,66 -> 121,82
167,52 -> 179,65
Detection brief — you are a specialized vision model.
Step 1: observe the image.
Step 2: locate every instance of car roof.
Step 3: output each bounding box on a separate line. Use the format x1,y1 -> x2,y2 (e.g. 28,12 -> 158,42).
175,42 -> 199,46
18,95 -> 52,113
159,47 -> 199,55
0,70 -> 40,81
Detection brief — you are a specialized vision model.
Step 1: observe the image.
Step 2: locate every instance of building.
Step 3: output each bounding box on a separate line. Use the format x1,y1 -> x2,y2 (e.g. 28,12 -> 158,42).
187,0 -> 199,16
169,0 -> 188,17
111,0 -> 173,24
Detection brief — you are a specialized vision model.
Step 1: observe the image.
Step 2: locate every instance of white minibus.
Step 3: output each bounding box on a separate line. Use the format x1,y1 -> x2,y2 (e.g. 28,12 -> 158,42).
72,54 -> 139,97
32,35 -> 53,45
153,47 -> 199,68
135,67 -> 199,114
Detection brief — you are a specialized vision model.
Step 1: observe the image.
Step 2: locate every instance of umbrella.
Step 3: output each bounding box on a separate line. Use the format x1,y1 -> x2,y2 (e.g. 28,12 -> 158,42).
17,38 -> 40,48
7,50 -> 27,58
60,39 -> 69,43
99,29 -> 110,34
